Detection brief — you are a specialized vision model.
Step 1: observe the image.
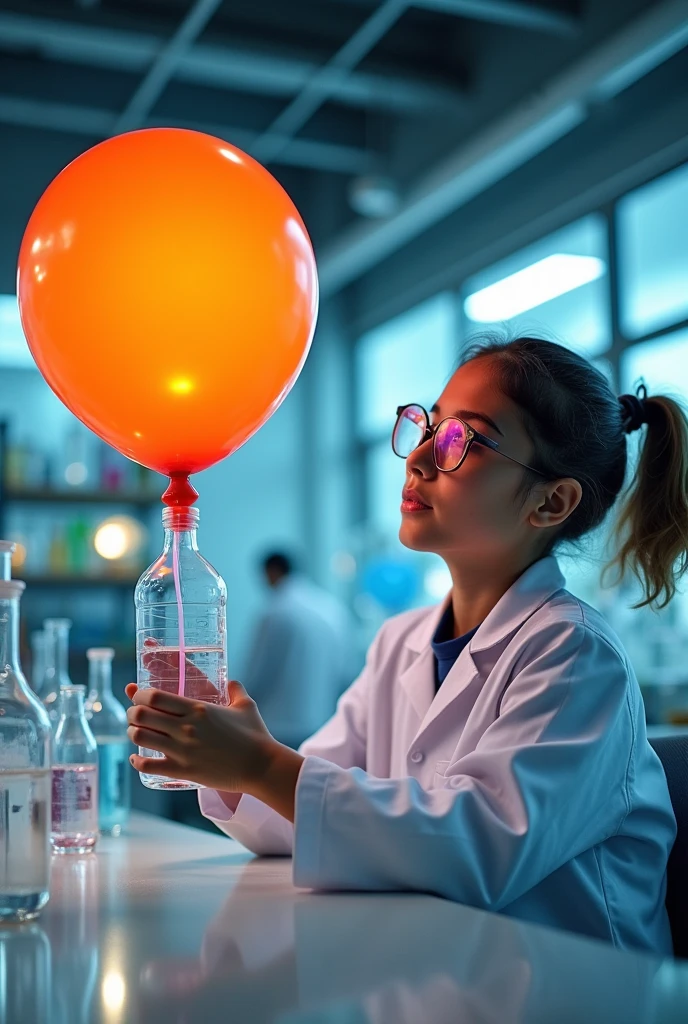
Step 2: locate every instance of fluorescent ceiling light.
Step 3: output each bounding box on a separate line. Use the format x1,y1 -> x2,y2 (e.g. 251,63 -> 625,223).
464,254 -> 606,323
0,294 -> 36,369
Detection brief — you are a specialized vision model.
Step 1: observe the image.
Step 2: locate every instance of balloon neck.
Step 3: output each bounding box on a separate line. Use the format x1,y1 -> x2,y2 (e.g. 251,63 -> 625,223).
162,474 -> 199,508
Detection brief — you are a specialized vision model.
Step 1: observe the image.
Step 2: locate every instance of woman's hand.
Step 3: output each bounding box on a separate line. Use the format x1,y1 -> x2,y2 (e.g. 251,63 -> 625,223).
126,681 -> 304,821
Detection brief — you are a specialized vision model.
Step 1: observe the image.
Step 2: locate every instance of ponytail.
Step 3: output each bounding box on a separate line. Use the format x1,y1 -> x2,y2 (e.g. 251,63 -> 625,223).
608,392 -> 688,609
461,337 -> 688,610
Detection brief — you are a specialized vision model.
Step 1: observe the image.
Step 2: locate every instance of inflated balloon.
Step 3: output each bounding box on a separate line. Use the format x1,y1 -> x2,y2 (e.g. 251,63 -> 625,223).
18,128 -> 318,505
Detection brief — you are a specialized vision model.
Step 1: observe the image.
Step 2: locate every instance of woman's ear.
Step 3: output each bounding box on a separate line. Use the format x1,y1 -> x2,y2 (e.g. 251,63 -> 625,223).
529,478 -> 583,531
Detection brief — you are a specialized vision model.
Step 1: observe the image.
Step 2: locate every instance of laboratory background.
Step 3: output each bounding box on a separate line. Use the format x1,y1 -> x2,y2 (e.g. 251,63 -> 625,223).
2,1 -> 688,1018
2,0 -> 688,817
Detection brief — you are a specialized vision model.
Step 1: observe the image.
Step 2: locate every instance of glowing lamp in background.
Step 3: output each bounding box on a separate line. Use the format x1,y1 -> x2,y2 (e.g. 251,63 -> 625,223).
94,516 -> 145,562
10,540 -> 27,570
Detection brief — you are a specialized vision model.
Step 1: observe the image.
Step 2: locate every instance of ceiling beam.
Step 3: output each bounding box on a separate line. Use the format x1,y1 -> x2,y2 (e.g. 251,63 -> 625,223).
412,0 -> 578,36
319,0 -> 688,294
0,95 -> 372,174
114,0 -> 222,133
251,0 -> 408,164
0,11 -> 463,115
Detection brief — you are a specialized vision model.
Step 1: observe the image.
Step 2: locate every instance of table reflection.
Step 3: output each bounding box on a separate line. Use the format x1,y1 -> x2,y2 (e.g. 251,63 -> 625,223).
4,847 -> 687,1024
132,862 -> 667,1024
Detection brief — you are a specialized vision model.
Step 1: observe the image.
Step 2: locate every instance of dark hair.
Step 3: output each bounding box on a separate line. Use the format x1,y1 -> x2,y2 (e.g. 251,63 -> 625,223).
462,336 -> 688,609
263,552 -> 294,577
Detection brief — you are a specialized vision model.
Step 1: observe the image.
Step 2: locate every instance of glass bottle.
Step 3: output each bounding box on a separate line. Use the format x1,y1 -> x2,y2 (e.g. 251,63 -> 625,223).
51,687 -> 98,854
0,540 -> 52,922
84,647 -> 130,836
42,618 -> 74,726
135,506 -> 227,790
30,629 -> 48,696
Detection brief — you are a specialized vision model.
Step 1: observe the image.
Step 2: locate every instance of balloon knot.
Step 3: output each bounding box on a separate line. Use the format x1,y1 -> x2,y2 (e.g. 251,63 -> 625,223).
162,474 -> 199,507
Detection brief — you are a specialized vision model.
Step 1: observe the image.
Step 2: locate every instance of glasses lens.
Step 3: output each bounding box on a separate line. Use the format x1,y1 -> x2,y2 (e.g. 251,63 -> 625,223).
393,405 -> 426,458
434,418 -> 468,471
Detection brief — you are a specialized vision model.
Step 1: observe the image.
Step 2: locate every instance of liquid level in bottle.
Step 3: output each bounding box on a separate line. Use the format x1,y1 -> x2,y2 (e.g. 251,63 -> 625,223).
96,738 -> 131,836
51,764 -> 98,854
137,644 -> 226,790
0,768 -> 51,920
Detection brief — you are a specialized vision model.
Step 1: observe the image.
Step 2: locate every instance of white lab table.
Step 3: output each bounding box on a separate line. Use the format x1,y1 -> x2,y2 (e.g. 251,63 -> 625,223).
3,811 -> 688,1023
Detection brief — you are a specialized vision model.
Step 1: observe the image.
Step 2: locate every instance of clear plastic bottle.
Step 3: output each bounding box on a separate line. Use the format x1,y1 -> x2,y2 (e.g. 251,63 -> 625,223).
84,647 -> 130,836
135,505 -> 227,790
0,540 -> 52,922
42,618 -> 74,726
51,687 -> 98,854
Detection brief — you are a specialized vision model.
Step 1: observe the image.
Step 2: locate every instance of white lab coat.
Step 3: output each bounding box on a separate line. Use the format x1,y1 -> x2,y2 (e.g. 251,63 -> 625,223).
201,556 -> 676,954
242,575 -> 354,747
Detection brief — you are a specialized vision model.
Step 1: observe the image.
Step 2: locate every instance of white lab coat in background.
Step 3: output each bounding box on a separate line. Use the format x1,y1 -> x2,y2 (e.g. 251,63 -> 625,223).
242,575 -> 354,747
201,556 -> 676,954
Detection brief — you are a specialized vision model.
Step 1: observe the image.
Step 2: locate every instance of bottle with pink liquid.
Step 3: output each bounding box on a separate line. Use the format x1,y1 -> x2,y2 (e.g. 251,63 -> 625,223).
134,505 -> 227,791
51,686 -> 99,854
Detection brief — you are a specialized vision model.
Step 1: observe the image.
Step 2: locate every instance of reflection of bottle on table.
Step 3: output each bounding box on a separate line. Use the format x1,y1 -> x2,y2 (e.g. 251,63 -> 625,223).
135,505 -> 227,791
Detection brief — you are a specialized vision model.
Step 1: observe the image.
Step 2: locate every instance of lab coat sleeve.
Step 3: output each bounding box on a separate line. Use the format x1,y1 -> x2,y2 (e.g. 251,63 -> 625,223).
198,624 -> 372,854
292,620 -> 635,910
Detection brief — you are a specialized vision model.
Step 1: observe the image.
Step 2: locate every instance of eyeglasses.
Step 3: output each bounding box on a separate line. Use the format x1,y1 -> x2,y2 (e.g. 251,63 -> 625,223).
392,404 -> 546,476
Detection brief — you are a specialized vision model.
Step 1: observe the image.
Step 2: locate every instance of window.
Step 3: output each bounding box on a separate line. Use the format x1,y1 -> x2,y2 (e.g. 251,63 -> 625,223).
462,214 -> 610,358
0,295 -> 35,369
620,326 -> 688,396
618,162 -> 688,339
355,293 -> 459,612
356,292 -> 458,442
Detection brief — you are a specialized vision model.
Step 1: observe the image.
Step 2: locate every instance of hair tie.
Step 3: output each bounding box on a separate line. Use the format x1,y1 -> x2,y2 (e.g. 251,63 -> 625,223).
619,383 -> 648,434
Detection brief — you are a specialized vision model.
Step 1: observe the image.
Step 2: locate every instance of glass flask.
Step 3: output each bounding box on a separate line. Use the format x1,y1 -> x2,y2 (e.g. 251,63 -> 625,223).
51,687 -> 98,854
0,540 -> 52,921
42,618 -> 75,726
135,506 -> 227,790
30,629 -> 48,696
84,647 -> 130,836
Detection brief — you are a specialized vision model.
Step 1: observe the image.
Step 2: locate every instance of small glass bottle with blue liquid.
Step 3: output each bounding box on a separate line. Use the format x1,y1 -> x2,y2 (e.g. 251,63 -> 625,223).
84,647 -> 130,836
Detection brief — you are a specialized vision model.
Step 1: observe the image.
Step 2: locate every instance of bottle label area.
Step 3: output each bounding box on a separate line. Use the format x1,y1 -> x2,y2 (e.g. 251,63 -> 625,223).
51,765 -> 97,831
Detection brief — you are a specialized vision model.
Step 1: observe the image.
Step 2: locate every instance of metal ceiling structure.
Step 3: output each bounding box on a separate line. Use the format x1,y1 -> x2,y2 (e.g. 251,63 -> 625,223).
0,0 -> 687,294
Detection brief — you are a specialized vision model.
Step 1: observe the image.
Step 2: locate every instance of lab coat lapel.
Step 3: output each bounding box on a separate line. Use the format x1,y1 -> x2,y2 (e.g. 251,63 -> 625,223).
409,556 -> 567,743
413,648 -> 481,741
398,598 -> 448,721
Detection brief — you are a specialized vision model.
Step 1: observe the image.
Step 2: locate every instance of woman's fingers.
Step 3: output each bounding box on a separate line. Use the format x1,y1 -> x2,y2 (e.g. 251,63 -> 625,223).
129,753 -> 181,777
127,725 -> 182,759
227,680 -> 251,706
125,683 -> 138,701
132,686 -> 192,716
127,703 -> 185,736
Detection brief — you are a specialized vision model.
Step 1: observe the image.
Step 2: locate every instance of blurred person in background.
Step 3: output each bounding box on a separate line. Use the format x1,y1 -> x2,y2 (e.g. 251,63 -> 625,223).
241,552 -> 353,749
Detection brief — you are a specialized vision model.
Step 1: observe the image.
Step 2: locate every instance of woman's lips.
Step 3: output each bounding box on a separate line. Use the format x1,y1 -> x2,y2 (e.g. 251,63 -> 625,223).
401,490 -> 432,513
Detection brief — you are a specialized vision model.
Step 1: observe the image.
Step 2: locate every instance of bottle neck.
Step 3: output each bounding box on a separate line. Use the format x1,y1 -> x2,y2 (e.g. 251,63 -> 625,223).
88,659 -> 113,697
0,596 -> 21,677
58,687 -> 86,720
162,527 -> 199,553
47,626 -> 71,687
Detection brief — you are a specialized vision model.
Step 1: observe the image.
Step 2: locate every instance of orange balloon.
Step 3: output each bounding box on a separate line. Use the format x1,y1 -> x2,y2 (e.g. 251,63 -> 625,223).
17,128 -> 318,483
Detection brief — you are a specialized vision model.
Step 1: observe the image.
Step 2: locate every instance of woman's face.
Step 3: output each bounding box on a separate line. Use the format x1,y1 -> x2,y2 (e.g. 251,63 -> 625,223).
399,357 -> 545,564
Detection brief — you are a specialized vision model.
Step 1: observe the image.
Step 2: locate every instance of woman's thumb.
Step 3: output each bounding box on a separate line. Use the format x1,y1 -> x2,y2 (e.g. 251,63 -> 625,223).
227,679 -> 250,705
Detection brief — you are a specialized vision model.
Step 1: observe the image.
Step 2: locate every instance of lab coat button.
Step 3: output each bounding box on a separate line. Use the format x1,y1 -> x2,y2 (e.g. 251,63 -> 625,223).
410,750 -> 424,764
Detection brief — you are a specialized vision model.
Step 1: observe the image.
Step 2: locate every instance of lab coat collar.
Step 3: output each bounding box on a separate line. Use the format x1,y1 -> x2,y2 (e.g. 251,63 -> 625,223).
404,556 -> 566,656
403,556 -> 567,741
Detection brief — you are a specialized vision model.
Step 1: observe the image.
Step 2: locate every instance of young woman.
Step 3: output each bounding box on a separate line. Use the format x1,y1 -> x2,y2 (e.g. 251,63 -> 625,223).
126,337 -> 685,955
